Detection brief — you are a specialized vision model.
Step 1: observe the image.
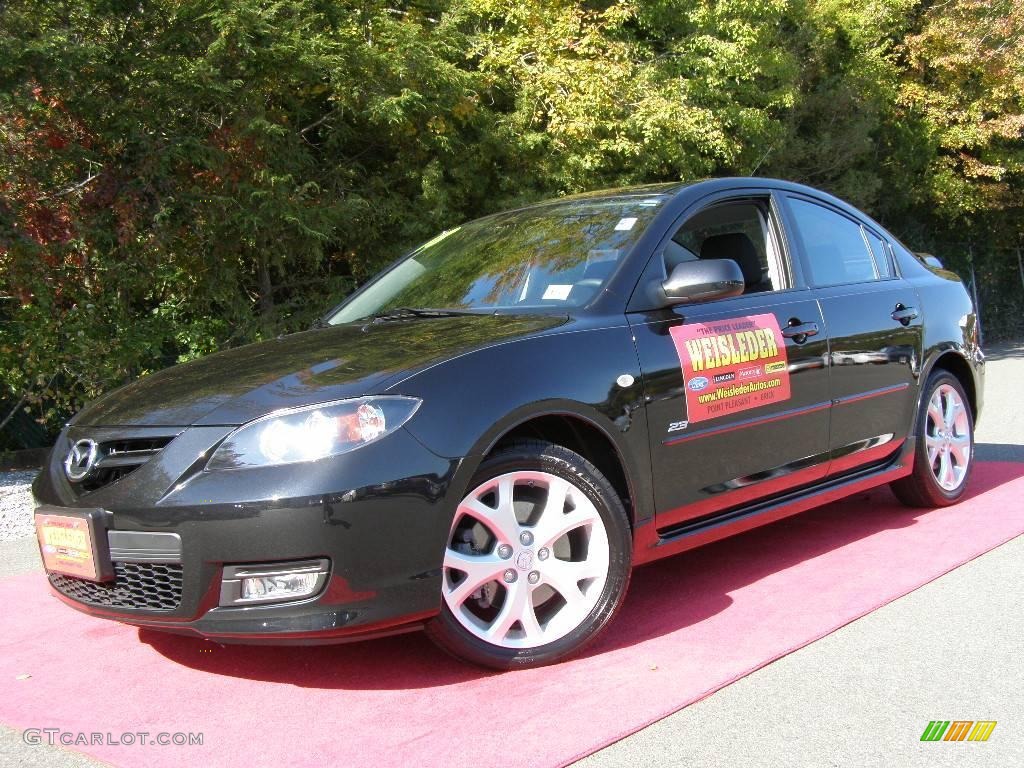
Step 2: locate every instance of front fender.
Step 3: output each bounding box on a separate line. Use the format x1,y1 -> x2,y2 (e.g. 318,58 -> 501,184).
389,318 -> 654,525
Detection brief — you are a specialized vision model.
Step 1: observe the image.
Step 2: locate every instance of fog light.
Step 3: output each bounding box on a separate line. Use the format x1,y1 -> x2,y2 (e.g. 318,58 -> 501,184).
241,572 -> 320,601
219,559 -> 330,606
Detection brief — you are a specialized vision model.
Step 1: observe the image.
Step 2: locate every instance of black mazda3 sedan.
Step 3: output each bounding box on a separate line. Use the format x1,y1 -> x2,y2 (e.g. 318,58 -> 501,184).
33,178 -> 983,669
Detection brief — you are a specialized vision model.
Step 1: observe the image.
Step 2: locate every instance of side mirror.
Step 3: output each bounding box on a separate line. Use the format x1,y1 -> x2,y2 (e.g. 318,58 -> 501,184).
652,258 -> 745,306
916,252 -> 944,269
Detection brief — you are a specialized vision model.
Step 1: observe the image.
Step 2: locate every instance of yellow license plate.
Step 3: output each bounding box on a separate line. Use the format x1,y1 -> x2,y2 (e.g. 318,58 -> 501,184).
42,526 -> 89,552
36,513 -> 100,581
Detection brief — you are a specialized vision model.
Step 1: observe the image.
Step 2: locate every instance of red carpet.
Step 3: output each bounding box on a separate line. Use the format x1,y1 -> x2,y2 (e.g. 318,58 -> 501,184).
2,461 -> 1023,768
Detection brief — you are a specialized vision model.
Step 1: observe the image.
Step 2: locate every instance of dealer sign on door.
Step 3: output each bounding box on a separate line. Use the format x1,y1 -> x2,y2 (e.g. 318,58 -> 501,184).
669,313 -> 791,423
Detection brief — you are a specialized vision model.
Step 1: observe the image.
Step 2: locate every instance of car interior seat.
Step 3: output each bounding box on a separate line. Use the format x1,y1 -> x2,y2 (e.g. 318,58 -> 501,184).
699,233 -> 769,292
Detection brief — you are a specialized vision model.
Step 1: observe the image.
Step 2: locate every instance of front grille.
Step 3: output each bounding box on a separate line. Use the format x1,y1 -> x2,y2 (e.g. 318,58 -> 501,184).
76,435 -> 175,494
49,562 -> 184,611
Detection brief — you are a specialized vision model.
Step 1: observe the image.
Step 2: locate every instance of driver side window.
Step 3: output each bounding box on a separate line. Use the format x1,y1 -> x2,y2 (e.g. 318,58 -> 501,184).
663,200 -> 786,295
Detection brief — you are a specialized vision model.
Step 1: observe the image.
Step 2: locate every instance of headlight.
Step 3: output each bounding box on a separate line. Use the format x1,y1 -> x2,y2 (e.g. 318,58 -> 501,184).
206,396 -> 421,470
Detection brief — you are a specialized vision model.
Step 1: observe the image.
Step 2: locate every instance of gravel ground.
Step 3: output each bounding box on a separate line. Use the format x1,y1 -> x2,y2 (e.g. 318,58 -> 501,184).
0,470 -> 38,542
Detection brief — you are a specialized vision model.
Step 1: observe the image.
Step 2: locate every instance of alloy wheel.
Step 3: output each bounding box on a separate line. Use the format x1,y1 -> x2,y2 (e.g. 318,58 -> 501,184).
924,383 -> 971,491
442,470 -> 611,649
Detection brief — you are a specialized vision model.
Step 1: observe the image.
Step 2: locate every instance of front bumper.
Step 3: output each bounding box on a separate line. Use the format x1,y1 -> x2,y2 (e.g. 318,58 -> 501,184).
33,425 -> 462,643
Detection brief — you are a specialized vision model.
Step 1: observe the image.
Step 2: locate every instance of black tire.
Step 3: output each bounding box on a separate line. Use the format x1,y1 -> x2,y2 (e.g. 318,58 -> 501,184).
891,370 -> 975,508
426,440 -> 632,670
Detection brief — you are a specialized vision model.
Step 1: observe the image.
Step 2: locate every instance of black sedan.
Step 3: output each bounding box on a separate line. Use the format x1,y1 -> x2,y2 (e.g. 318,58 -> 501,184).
32,178 -> 983,669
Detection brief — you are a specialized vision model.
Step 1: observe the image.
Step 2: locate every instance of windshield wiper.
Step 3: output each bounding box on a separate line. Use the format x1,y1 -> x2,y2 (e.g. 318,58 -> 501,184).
367,307 -> 485,322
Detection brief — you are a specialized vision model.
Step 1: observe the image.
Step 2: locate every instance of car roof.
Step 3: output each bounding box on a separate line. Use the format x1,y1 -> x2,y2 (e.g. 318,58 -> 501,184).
488,181 -> 692,219
500,177 -> 865,220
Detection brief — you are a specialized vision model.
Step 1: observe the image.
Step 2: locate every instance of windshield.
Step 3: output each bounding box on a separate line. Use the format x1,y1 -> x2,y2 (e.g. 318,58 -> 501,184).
327,194 -> 668,324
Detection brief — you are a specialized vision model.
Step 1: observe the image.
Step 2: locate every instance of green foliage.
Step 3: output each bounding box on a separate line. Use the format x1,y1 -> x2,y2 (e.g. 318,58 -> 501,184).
0,0 -> 509,442
899,0 -> 1024,218
464,0 -> 799,188
1,0 -> 1022,444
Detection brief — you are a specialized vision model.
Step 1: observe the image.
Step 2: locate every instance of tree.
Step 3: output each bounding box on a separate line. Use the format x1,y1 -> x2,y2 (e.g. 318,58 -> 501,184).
1,0 -> 1022,445
0,0 -> 508,439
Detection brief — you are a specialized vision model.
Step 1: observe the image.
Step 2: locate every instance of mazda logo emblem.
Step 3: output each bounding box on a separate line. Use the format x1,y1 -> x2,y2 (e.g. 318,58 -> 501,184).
64,439 -> 100,482
515,550 -> 534,571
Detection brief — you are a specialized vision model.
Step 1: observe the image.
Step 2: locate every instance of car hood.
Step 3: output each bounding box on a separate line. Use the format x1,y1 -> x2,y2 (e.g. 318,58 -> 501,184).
72,313 -> 567,427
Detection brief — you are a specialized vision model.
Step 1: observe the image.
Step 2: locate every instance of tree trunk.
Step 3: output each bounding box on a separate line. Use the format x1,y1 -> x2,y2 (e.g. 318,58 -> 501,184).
257,253 -> 275,335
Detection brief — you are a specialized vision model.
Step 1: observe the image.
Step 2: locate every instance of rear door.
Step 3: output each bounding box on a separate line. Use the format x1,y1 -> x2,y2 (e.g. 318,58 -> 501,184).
780,194 -> 923,475
628,192 -> 832,532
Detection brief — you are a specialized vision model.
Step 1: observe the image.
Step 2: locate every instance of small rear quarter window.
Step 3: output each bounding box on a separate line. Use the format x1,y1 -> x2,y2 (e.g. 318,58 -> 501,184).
864,230 -> 893,279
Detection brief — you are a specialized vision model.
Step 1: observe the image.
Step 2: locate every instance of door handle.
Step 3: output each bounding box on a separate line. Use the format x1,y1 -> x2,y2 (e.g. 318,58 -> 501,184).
782,320 -> 819,343
891,304 -> 919,326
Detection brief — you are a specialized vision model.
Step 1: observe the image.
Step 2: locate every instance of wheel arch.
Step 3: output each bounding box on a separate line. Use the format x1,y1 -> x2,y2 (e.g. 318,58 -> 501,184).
923,348 -> 979,421
476,410 -> 638,529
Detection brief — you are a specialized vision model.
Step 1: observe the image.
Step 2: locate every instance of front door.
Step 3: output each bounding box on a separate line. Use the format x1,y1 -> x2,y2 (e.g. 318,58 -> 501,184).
629,195 -> 832,533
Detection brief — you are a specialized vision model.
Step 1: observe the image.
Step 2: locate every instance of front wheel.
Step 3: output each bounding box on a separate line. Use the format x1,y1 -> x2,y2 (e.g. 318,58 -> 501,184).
891,371 -> 974,507
426,440 -> 632,669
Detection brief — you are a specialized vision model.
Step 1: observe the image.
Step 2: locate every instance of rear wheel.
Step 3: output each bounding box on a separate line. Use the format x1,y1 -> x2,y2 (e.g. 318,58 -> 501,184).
426,440 -> 631,669
891,371 -> 974,507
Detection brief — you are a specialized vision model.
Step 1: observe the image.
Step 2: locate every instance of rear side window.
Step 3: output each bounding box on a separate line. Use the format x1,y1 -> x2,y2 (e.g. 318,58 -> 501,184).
787,198 -> 876,286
